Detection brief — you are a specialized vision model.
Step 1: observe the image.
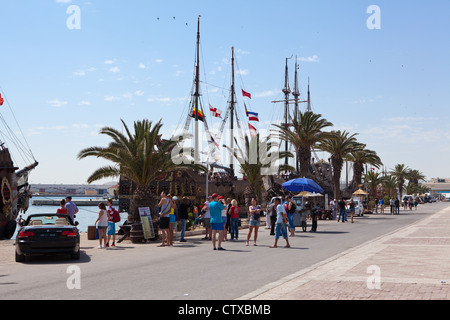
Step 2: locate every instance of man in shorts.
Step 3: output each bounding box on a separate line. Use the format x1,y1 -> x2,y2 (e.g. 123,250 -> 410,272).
208,193 -> 226,251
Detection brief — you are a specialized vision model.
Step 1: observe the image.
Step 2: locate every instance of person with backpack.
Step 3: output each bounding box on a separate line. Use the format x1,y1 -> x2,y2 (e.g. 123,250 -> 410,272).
106,198 -> 120,248
286,196 -> 296,236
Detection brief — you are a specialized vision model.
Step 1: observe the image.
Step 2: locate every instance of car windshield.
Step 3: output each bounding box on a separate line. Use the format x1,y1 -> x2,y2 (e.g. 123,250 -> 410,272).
27,215 -> 71,226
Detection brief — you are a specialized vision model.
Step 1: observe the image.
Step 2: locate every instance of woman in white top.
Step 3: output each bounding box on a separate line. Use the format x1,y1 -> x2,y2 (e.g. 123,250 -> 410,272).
95,202 -> 110,248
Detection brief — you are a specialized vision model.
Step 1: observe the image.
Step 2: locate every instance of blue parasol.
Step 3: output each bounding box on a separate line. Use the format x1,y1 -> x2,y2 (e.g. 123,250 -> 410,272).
282,177 -> 324,194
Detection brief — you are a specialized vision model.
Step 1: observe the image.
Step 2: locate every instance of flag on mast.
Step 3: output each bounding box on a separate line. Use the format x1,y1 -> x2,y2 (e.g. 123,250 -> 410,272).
0,94 -> 3,106
247,111 -> 259,122
209,105 -> 222,118
242,89 -> 251,99
248,123 -> 257,137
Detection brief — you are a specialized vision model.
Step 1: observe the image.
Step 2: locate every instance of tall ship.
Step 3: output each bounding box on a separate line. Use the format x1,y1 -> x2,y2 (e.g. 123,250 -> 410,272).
117,17 -> 334,214
118,16 -> 256,213
0,90 -> 38,239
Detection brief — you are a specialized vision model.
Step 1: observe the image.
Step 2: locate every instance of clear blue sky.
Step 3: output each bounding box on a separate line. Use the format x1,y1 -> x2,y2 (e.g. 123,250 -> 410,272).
0,0 -> 449,184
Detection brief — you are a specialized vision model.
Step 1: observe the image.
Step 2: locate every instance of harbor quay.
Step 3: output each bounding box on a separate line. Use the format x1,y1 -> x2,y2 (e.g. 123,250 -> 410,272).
0,202 -> 449,301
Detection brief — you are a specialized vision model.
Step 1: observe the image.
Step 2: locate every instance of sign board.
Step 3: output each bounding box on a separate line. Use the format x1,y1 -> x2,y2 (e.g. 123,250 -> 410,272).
139,207 -> 155,239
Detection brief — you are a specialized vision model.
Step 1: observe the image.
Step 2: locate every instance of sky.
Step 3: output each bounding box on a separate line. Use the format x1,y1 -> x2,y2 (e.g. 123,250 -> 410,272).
0,0 -> 449,184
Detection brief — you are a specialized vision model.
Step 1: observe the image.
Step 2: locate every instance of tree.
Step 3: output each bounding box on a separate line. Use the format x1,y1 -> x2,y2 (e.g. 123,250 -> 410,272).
389,164 -> 410,201
407,169 -> 426,186
381,175 -> 398,198
316,130 -> 361,200
224,133 -> 294,205
363,171 -> 383,199
78,119 -> 204,222
347,145 -> 383,189
273,111 -> 333,177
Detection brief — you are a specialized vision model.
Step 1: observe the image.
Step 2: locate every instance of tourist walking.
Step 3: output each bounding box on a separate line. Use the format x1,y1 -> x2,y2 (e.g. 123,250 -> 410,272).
226,198 -> 232,233
390,198 -> 395,215
168,195 -> 178,246
65,196 -> 79,222
287,196 -> 296,236
157,192 -> 171,247
330,199 -> 338,220
106,198 -> 117,247
219,196 -> 228,241
209,193 -> 226,250
246,198 -> 262,246
95,202 -> 109,249
229,199 -> 240,240
201,196 -> 212,240
379,198 -> 385,214
56,199 -> 67,214
310,203 -> 320,232
178,197 -> 191,242
268,199 -> 277,235
337,198 -> 347,222
270,198 -> 290,248
348,198 -> 356,223
395,198 -> 400,215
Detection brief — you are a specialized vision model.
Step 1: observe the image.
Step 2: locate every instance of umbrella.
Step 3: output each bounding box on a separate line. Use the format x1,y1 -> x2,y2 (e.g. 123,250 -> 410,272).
295,191 -> 324,197
352,188 -> 369,196
282,177 -> 324,194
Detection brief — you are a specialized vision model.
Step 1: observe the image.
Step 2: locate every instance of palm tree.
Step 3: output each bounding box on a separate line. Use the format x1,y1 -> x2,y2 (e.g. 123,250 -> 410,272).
347,145 -> 383,189
78,119 -> 204,222
381,175 -> 398,198
407,169 -> 426,186
316,130 -> 361,200
273,111 -> 333,177
389,164 -> 410,201
224,133 -> 294,205
363,171 -> 383,200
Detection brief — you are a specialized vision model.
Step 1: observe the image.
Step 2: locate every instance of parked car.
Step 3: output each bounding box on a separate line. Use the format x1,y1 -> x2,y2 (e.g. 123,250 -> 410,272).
15,214 -> 80,262
346,199 -> 363,217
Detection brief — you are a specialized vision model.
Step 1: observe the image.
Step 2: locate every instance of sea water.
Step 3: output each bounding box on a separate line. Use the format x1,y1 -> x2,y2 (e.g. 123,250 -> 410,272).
11,196 -> 128,239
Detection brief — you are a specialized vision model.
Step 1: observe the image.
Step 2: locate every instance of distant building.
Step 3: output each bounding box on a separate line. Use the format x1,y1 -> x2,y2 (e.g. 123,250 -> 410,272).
30,182 -> 117,197
423,178 -> 450,197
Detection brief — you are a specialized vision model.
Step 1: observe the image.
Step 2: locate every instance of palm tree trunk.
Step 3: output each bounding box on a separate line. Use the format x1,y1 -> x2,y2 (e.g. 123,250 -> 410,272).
299,146 -> 312,178
353,163 -> 363,187
332,156 -> 343,200
129,184 -> 155,223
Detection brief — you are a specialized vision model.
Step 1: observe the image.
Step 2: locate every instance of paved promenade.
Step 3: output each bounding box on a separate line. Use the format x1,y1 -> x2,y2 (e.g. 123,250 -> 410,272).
240,204 -> 450,300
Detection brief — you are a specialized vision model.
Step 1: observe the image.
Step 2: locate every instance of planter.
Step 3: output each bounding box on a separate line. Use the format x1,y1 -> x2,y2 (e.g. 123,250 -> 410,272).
130,223 -> 144,243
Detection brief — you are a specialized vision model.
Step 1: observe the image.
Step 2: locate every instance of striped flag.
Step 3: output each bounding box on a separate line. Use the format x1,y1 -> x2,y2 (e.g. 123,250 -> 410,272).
247,111 -> 259,122
249,123 -> 257,137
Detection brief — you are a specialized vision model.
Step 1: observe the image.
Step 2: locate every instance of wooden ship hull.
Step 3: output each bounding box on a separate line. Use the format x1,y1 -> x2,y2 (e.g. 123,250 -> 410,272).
118,169 -> 251,215
0,147 -> 37,239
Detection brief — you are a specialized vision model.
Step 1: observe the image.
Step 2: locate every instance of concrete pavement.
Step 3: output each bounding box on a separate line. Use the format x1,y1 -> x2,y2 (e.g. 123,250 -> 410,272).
240,204 -> 450,300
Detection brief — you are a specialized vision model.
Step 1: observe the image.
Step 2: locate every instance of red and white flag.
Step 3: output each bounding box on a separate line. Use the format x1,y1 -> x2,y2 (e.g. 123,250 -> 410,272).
209,105 -> 222,118
249,123 -> 257,137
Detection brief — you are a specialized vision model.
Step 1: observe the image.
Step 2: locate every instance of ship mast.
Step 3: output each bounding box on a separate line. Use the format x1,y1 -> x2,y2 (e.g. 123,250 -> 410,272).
306,77 -> 312,112
282,56 -> 292,166
229,47 -> 236,176
194,15 -> 201,164
292,56 -> 300,121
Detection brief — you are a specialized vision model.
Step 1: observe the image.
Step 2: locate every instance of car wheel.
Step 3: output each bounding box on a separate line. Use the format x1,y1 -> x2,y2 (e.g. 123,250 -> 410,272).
15,250 -> 25,263
71,250 -> 80,260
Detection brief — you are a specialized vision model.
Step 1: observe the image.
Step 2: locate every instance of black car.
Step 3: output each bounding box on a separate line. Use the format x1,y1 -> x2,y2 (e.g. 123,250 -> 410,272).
15,214 -> 80,262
